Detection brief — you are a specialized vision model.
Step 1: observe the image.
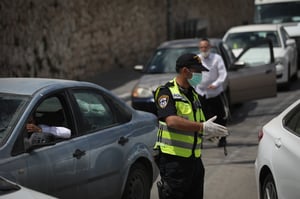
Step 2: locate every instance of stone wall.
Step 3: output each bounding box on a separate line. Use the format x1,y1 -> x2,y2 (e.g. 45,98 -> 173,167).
0,0 -> 253,80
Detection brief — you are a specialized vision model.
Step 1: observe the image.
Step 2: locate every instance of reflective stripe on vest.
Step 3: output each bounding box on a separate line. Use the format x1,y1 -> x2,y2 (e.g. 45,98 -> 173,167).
154,78 -> 205,158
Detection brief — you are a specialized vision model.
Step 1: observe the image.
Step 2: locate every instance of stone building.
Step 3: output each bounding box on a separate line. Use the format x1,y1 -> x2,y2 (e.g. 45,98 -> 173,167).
0,0 -> 254,80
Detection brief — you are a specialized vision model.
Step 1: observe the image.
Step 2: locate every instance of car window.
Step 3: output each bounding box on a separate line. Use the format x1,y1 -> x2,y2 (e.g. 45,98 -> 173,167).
0,94 -> 28,145
225,31 -> 281,50
237,45 -> 272,67
72,89 -> 132,134
145,47 -> 218,73
219,43 -> 235,69
254,2 -> 300,24
284,104 -> 300,136
34,96 -> 69,129
11,94 -> 72,156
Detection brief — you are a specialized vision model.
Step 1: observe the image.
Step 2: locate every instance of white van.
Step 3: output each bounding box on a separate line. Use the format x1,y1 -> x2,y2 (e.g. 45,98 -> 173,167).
254,0 -> 300,66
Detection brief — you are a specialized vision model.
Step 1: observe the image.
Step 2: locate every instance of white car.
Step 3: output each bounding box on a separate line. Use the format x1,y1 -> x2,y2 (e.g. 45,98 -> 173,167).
223,24 -> 298,88
0,176 -> 57,199
255,99 -> 300,199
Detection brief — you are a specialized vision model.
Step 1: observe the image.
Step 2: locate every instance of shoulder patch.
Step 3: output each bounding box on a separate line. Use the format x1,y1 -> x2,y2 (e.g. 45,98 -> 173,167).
158,95 -> 169,109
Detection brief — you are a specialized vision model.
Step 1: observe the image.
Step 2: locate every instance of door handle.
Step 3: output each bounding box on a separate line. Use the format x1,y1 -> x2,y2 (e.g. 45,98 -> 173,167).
73,149 -> 86,159
274,138 -> 281,148
118,136 -> 129,145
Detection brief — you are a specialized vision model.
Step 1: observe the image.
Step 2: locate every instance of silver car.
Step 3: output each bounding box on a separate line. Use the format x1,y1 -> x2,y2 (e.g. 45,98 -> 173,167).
0,78 -> 158,199
131,38 -> 277,115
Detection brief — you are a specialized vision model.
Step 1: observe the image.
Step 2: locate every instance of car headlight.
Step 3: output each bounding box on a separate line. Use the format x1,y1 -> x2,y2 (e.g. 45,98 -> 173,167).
275,57 -> 284,65
275,57 -> 285,73
132,87 -> 153,98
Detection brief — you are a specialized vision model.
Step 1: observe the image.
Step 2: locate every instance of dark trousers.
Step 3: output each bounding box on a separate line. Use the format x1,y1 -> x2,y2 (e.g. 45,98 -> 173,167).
199,93 -> 227,144
157,153 -> 205,199
198,93 -> 227,126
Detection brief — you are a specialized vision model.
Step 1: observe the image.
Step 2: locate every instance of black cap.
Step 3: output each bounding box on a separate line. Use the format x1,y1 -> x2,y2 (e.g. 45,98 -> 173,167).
176,53 -> 209,73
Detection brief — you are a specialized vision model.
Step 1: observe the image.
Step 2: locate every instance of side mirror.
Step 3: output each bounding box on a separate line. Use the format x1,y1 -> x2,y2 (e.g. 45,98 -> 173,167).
231,61 -> 245,70
286,39 -> 296,46
24,132 -> 55,152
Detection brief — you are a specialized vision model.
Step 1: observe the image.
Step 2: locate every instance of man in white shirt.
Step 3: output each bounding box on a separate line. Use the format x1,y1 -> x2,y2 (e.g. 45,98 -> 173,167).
26,115 -> 71,139
195,38 -> 228,147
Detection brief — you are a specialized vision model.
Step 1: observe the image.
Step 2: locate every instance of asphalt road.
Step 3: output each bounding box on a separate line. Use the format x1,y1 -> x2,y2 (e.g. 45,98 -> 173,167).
86,68 -> 300,199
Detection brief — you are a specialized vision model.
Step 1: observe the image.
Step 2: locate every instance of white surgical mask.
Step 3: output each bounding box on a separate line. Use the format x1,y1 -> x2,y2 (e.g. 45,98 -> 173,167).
188,73 -> 202,87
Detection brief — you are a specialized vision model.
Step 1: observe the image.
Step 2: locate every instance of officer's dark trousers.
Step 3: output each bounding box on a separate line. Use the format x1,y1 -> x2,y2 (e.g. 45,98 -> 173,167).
157,153 -> 205,199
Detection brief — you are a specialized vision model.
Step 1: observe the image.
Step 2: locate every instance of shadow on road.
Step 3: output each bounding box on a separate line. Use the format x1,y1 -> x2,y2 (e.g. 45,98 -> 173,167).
228,102 -> 258,125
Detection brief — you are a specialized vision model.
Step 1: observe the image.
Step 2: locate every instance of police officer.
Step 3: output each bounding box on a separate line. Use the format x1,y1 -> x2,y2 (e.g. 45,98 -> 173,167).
154,53 -> 228,199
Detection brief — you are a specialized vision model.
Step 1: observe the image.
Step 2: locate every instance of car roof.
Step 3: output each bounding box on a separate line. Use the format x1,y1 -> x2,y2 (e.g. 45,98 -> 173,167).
226,24 -> 281,33
157,38 -> 222,49
255,0 -> 299,5
0,78 -> 98,96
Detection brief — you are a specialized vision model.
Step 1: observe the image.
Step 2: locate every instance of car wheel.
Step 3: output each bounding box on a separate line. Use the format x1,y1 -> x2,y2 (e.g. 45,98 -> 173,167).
262,173 -> 278,199
122,162 -> 151,199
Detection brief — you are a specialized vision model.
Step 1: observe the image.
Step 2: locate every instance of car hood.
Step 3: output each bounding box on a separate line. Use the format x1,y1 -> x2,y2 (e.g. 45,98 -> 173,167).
136,73 -> 176,91
0,177 -> 57,199
283,23 -> 300,37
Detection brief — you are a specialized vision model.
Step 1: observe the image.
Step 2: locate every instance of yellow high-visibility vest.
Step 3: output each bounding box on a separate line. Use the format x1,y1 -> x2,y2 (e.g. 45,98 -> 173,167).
154,78 -> 206,158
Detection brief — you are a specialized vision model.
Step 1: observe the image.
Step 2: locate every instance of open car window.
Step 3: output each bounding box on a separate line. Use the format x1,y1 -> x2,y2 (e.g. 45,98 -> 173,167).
235,39 -> 274,67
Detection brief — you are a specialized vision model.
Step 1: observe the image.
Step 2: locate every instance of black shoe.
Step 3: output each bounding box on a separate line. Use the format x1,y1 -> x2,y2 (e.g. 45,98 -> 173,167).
218,137 -> 227,147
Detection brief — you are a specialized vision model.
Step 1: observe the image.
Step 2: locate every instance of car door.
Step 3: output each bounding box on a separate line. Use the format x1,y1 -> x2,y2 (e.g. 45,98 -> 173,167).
223,39 -> 277,104
26,93 -> 90,199
70,88 -> 133,199
2,92 -> 89,199
272,104 -> 300,198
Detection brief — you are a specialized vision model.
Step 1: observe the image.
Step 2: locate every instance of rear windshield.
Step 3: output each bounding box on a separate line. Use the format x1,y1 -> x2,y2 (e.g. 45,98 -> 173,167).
0,94 -> 28,145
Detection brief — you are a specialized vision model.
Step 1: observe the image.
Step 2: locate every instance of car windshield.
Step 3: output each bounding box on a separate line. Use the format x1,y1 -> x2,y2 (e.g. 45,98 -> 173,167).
254,2 -> 300,24
225,31 -> 281,50
144,47 -> 218,73
0,94 -> 28,144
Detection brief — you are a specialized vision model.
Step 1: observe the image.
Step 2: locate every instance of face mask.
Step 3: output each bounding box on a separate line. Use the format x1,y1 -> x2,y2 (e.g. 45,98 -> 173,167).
188,73 -> 202,87
201,51 -> 210,58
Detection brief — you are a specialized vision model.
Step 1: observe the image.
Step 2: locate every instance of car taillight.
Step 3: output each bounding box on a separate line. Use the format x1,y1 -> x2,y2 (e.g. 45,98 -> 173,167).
258,129 -> 263,142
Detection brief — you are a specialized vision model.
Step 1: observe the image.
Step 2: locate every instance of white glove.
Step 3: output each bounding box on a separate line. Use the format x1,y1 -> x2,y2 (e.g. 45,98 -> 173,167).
203,116 -> 229,139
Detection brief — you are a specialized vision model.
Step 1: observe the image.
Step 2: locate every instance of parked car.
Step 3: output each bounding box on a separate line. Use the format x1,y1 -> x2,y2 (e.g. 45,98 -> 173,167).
131,38 -> 277,115
253,0 -> 300,67
223,24 -> 298,88
0,176 -> 57,199
0,78 -> 158,199
255,99 -> 300,199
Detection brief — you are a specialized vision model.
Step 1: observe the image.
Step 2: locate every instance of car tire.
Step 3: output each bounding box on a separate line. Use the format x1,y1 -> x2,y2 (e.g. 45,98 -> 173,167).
262,173 -> 278,199
122,162 -> 151,199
